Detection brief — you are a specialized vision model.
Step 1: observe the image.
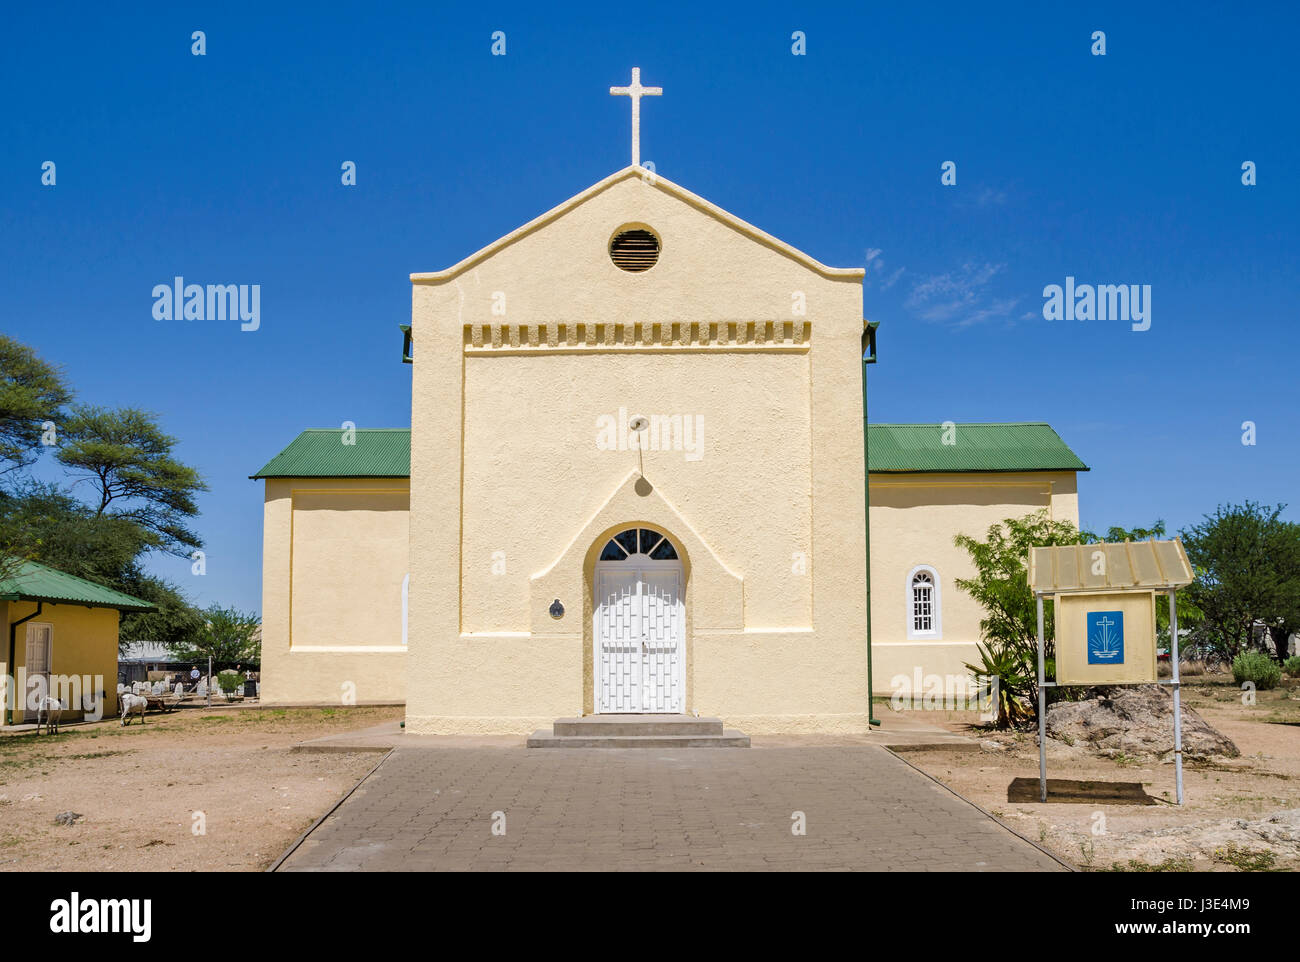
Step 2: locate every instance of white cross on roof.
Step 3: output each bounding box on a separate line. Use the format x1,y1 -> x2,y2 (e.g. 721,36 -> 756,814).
609,67 -> 662,168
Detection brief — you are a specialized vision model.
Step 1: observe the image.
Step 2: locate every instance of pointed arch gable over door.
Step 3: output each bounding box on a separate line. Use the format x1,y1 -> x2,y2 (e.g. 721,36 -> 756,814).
527,469 -> 743,636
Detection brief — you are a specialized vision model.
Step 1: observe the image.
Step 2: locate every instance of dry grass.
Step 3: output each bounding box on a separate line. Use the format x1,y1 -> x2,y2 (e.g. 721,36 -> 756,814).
904,677 -> 1300,872
0,704 -> 402,871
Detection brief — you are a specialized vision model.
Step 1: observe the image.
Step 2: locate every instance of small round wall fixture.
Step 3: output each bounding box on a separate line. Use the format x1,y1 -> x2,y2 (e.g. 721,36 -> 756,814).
629,416 -> 649,431
549,599 -> 565,619
609,226 -> 660,272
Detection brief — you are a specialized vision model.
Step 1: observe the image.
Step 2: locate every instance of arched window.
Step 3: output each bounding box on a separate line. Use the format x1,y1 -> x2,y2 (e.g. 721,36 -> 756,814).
598,528 -> 678,562
906,565 -> 941,639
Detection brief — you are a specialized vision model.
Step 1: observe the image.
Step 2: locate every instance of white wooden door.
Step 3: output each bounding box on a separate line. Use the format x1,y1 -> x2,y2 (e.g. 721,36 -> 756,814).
23,623 -> 52,722
594,529 -> 685,714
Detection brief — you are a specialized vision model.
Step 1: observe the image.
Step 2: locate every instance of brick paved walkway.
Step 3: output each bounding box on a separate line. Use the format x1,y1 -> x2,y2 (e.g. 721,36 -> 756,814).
276,746 -> 1067,871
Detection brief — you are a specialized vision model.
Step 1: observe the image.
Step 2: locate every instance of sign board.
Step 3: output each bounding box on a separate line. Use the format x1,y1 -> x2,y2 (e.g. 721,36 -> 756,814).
1086,610 -> 1124,664
1055,590 -> 1156,684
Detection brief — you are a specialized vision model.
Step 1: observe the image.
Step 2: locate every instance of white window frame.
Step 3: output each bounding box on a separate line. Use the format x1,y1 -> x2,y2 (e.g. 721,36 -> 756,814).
905,565 -> 942,640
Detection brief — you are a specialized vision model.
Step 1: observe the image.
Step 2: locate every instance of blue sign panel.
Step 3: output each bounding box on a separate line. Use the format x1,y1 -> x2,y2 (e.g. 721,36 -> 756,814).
1087,610 -> 1125,664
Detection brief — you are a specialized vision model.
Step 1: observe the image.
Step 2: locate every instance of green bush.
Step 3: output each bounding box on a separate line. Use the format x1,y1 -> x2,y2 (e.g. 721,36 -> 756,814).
1232,651 -> 1282,690
216,670 -> 243,694
1284,655 -> 1300,677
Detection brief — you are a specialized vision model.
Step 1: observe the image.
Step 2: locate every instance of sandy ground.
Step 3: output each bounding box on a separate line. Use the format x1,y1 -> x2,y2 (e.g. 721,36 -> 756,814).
900,676 -> 1300,871
0,705 -> 403,872
5,679 -> 1295,873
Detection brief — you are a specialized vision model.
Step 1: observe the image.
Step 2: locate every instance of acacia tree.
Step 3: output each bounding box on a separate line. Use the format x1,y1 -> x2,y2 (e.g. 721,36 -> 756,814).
0,334 -> 72,477
1181,502 -> 1300,662
0,337 -> 211,645
55,405 -> 207,557
0,336 -> 73,583
0,480 -> 204,647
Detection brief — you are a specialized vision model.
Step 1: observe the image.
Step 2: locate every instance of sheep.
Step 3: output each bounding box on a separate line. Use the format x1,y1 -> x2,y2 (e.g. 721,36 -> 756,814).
35,696 -> 64,735
120,693 -> 148,726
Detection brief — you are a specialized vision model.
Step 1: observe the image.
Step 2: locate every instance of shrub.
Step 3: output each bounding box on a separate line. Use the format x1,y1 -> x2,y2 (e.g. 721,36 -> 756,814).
1284,655 -> 1300,677
1232,651 -> 1282,690
216,670 -> 243,694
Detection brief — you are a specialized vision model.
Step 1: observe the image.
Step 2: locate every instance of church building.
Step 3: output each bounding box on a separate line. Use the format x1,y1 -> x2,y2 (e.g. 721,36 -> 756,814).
252,74 -> 1086,734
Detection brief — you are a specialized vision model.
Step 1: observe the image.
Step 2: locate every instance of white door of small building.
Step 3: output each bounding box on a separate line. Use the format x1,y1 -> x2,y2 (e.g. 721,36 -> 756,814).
23,622 -> 53,723
594,528 -> 684,714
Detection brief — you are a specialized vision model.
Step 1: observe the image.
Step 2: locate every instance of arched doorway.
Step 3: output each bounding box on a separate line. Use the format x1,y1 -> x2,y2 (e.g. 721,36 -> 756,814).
593,527 -> 684,713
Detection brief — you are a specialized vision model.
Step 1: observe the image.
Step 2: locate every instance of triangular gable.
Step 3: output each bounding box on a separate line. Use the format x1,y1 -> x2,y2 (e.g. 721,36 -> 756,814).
411,166 -> 863,284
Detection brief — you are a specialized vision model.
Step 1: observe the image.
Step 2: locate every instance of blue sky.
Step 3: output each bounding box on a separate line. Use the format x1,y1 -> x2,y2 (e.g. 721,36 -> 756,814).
2,2 -> 1297,614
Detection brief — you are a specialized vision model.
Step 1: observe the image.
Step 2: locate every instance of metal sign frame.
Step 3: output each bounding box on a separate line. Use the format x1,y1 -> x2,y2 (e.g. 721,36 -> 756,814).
1035,588 -> 1184,804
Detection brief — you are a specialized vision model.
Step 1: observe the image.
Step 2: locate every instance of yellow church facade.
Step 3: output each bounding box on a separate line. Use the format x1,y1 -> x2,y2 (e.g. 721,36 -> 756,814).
252,167 -> 1086,734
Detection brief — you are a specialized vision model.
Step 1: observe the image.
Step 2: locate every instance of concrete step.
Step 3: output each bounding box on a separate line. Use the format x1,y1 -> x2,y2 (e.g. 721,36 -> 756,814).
527,729 -> 751,749
552,715 -> 724,737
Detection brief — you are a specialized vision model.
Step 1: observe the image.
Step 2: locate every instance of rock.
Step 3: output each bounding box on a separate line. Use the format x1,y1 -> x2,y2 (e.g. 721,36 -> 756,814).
53,811 -> 83,826
1103,809 -> 1300,865
1045,685 -> 1239,760
1238,810 -> 1300,846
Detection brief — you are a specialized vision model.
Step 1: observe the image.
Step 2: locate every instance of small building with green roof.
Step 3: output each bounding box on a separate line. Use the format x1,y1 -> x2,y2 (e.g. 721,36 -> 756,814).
2,560 -> 154,725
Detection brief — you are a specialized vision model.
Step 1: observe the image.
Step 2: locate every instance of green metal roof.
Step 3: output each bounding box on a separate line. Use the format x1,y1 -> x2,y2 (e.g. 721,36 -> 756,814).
252,423 -> 1085,479
867,422 -> 1088,474
251,429 -> 412,479
0,560 -> 155,611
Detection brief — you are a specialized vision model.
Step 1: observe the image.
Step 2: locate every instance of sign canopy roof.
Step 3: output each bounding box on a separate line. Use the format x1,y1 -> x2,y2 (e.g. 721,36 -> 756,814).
1028,539 -> 1195,595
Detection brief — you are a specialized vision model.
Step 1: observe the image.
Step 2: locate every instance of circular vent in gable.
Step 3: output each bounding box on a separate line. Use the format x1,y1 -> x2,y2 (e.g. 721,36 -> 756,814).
609,227 -> 660,272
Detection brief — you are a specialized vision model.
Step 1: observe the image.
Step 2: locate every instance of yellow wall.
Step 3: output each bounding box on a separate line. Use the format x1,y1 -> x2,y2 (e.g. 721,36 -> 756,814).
255,463 -> 1082,715
868,471 -> 1080,695
259,478 -> 409,705
406,167 -> 871,733
1,600 -> 120,722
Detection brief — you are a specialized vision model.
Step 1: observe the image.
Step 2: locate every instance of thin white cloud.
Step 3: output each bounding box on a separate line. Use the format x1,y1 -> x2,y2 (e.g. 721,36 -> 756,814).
953,185 -> 1009,210
953,296 -> 1021,330
863,248 -> 904,291
905,262 -> 1015,328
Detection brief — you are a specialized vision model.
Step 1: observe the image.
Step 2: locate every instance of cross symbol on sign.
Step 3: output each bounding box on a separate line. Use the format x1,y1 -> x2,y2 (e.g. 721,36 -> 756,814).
609,67 -> 662,168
